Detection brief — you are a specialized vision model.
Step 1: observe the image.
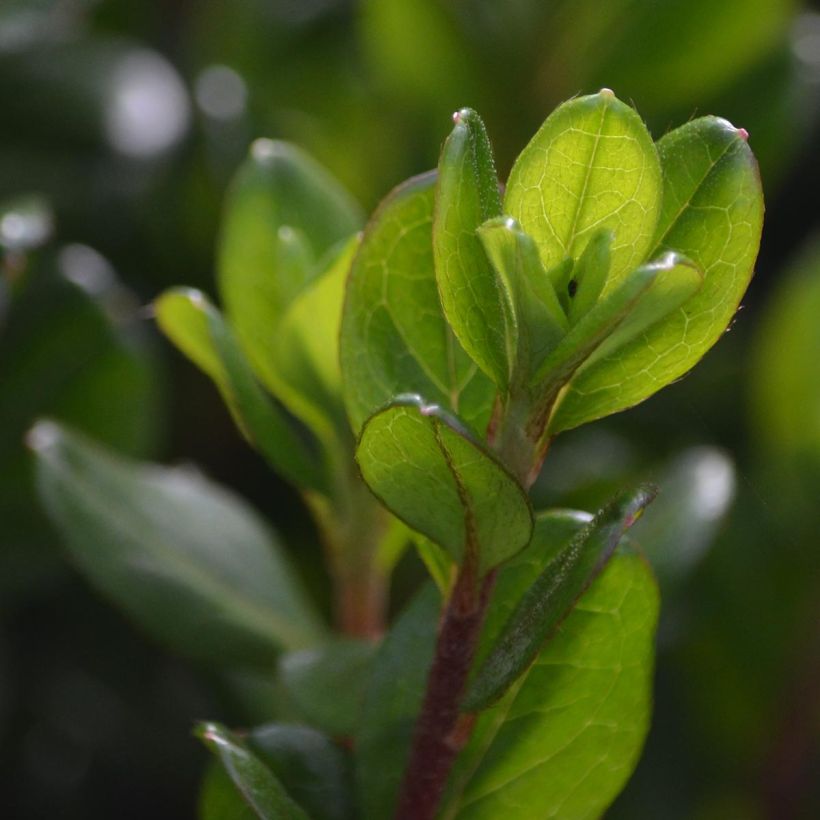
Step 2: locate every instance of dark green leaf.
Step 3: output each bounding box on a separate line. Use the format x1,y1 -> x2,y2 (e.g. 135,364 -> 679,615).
505,90 -> 661,287
278,639 -> 376,737
199,762 -> 257,820
464,485 -> 656,710
356,396 -> 532,571
440,549 -> 659,819
250,724 -> 355,820
31,422 -> 325,664
551,116 -> 763,431
340,172 -> 494,436
356,584 -> 440,820
155,288 -> 326,493
433,108 -> 510,386
197,723 -> 309,820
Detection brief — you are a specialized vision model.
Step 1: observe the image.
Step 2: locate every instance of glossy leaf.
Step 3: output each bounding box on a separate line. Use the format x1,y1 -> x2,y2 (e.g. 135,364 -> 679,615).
476,217 -> 568,388
250,724 -> 355,820
440,548 -> 659,819
505,90 -> 661,287
356,584 -> 440,820
31,422 -> 325,664
278,639 -> 376,737
356,396 -> 532,570
464,485 -> 656,710
551,116 -> 763,431
434,108 -> 510,385
155,288 -> 326,493
197,723 -> 309,820
218,140 -> 362,438
340,172 -> 494,436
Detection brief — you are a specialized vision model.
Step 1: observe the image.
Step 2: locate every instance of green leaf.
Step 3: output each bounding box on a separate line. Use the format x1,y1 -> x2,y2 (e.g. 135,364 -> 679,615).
218,140 -> 362,437
567,227 -> 613,324
250,724 -> 355,820
155,288 -> 326,494
356,584 -> 440,820
476,217 -> 568,388
356,396 -> 533,571
340,172 -> 494,437
505,89 -> 661,288
200,762 -> 257,820
464,485 -> 656,711
550,116 -> 763,432
532,253 -> 701,406
31,422 -> 325,664
433,108 -> 511,386
268,235 -> 360,441
197,723 -> 310,820
278,639 -> 376,737
440,548 -> 659,819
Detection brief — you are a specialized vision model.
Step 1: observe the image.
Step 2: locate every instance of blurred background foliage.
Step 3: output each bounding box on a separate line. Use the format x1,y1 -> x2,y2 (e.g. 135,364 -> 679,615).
1,0 -> 819,817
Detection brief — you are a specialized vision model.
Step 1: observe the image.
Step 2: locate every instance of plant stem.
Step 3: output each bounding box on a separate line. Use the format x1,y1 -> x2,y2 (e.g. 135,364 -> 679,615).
335,561 -> 387,640
394,562 -> 496,820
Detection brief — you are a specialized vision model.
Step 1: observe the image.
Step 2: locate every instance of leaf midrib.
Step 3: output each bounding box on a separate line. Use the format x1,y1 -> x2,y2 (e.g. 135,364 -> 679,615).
51,456 -> 319,652
650,134 -> 736,256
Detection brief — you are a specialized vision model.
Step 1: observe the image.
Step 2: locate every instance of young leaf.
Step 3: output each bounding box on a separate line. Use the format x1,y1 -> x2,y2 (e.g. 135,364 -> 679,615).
476,217 -> 568,388
532,252 -> 701,403
218,140 -> 362,438
505,89 -> 662,286
433,108 -> 511,387
196,723 -> 310,820
267,235 -> 361,441
219,138 -> 362,319
278,639 -> 376,737
356,584 -> 440,820
439,550 -> 659,819
463,485 -> 656,710
155,288 -> 327,494
356,396 -> 533,571
31,422 -> 325,664
250,724 -> 355,820
550,116 -> 763,432
567,227 -> 613,324
341,172 -> 494,436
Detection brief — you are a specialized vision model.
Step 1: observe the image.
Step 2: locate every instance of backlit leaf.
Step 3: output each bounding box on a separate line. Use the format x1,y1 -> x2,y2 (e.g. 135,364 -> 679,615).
341,172 -> 494,436
356,396 -> 532,571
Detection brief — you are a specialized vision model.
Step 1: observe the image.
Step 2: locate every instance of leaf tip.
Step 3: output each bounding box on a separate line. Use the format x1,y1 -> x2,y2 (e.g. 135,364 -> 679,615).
452,107 -> 475,125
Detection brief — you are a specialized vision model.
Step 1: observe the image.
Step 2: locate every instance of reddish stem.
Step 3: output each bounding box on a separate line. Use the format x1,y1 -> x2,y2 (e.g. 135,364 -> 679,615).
394,564 -> 496,820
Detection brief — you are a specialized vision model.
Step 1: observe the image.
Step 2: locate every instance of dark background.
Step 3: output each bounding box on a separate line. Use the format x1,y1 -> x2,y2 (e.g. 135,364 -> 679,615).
1,0 -> 819,817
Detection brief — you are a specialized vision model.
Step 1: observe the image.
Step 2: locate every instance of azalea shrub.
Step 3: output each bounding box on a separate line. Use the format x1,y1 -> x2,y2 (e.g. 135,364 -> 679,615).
32,89 -> 763,819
